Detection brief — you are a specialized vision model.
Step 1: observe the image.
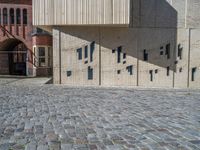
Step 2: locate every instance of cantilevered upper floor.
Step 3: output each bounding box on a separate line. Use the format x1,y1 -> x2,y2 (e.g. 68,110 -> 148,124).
33,0 -> 130,26
33,0 -> 200,29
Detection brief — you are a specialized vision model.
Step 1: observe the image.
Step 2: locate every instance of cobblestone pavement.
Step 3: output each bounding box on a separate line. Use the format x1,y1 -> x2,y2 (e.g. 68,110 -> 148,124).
0,78 -> 200,150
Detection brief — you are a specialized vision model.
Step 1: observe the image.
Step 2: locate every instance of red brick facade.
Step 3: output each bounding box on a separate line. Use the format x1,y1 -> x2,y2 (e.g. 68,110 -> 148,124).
32,35 -> 52,46
0,0 -> 52,76
0,0 -> 32,5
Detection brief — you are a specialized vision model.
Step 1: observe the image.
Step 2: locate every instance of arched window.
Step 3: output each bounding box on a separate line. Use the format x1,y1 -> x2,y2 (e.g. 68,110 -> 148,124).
16,8 -> 21,24
10,8 -> 14,24
3,8 -> 8,25
23,9 -> 27,25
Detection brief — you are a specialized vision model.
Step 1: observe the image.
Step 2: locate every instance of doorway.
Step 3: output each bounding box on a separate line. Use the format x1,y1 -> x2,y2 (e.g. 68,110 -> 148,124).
0,39 -> 27,76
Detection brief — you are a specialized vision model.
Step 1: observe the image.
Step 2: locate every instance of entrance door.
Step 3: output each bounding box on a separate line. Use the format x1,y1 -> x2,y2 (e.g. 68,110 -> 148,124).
0,39 -> 28,76
8,51 -> 27,75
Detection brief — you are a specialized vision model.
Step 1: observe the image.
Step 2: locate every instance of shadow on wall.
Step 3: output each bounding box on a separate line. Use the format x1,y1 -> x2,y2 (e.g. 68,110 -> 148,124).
56,0 -> 177,72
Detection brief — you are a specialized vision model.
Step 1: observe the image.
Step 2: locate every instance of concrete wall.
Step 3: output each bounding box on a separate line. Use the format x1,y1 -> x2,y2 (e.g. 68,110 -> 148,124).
46,0 -> 200,88
53,26 -> 177,87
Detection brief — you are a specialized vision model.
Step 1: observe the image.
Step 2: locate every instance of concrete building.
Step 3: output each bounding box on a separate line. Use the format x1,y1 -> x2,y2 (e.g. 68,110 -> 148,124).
0,0 -> 52,76
33,0 -> 200,88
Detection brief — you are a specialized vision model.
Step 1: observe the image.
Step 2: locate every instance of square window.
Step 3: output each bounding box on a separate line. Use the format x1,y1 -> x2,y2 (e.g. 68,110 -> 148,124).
67,71 -> 72,77
126,65 -> 133,75
117,70 -> 121,74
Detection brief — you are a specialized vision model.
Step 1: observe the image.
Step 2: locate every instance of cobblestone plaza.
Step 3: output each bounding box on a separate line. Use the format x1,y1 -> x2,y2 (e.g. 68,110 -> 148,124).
0,78 -> 200,150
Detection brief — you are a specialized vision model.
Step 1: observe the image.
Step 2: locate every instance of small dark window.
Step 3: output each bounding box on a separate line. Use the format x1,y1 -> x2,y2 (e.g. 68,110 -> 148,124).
90,41 -> 95,62
191,67 -> 197,81
166,44 -> 170,59
167,66 -> 170,76
179,68 -> 182,73
23,9 -> 27,25
178,44 -> 183,60
143,49 -> 148,61
160,47 -> 164,55
117,46 -> 122,63
123,61 -> 126,64
149,70 -> 153,81
77,48 -> 82,60
85,60 -> 88,64
67,71 -> 72,77
10,8 -> 14,24
16,8 -> 21,24
84,45 -> 88,58
127,65 -> 133,75
3,8 -> 8,25
112,49 -> 115,53
155,69 -> 158,74
117,70 -> 121,74
88,66 -> 93,80
123,53 -> 126,59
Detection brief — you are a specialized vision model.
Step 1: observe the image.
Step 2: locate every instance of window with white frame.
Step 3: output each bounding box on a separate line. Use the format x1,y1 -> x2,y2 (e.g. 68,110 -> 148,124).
38,47 -> 46,67
33,46 -> 52,67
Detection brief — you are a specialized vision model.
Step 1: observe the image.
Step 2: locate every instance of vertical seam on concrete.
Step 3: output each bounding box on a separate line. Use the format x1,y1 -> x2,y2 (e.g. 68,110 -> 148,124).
172,29 -> 176,88
99,26 -> 101,86
111,0 -> 114,24
185,0 -> 187,28
187,28 -> 191,88
136,29 -> 139,87
139,0 -> 141,26
59,28 -> 61,84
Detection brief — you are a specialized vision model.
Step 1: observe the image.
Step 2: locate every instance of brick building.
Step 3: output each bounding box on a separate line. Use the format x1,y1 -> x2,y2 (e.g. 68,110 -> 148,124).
0,0 -> 52,76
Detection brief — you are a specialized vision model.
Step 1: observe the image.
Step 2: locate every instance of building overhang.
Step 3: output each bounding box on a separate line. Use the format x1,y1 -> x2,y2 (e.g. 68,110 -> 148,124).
33,0 -> 130,27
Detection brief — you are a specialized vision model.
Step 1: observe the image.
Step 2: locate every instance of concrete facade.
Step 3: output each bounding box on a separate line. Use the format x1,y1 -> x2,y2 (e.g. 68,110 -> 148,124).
33,0 -> 200,88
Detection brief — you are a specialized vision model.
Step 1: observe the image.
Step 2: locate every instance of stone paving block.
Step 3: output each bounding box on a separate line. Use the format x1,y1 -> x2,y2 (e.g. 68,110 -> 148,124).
25,142 -> 37,150
61,144 -> 73,150
0,78 -> 200,150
